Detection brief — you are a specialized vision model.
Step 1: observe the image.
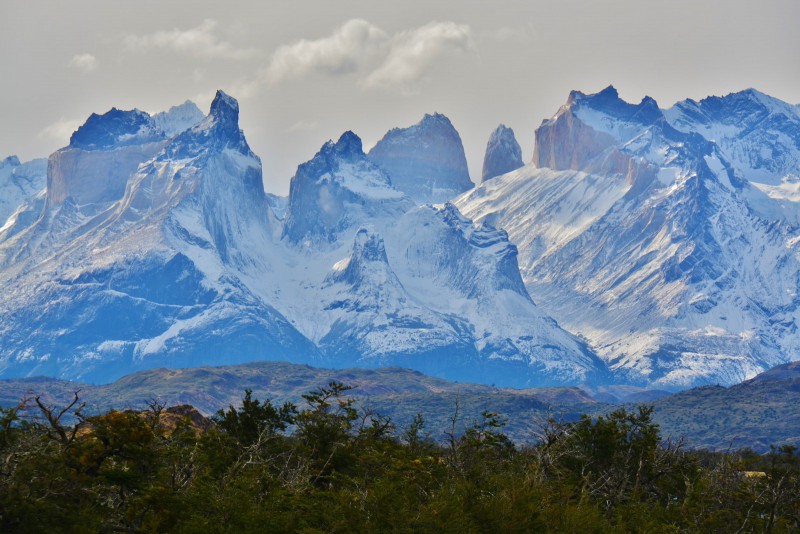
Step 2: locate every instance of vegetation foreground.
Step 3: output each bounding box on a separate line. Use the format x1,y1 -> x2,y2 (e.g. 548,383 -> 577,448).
1,383 -> 799,532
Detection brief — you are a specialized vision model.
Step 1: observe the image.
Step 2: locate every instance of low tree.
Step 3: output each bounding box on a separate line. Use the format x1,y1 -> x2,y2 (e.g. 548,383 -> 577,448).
213,389 -> 295,446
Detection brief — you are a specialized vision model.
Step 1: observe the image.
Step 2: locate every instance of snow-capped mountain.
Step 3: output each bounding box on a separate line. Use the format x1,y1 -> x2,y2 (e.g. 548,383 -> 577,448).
0,155 -> 46,229
481,124 -> 524,182
0,92 -> 605,387
457,86 -> 800,389
7,84 -> 797,390
152,100 -> 205,136
367,113 -> 473,204
282,131 -> 412,246
272,130 -> 606,386
665,89 -> 800,187
0,91 -> 318,382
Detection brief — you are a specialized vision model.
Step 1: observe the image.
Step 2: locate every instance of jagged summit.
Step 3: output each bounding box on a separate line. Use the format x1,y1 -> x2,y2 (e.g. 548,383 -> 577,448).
481,124 -> 524,182
368,112 -> 472,204
152,100 -> 205,136
325,229 -> 399,291
567,84 -> 618,104
665,88 -> 800,185
1,155 -> 20,167
419,112 -> 453,128
209,90 -> 238,120
326,130 -> 364,160
345,228 -> 389,266
165,90 -> 252,159
569,86 -> 664,127
282,131 -> 409,245
459,85 -> 800,389
69,108 -> 162,150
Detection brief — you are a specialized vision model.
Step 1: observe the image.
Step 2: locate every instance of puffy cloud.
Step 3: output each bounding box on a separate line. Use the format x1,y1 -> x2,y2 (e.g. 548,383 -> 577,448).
69,53 -> 97,73
262,19 -> 472,92
265,19 -> 387,83
363,22 -> 472,90
38,118 -> 82,142
123,19 -> 258,60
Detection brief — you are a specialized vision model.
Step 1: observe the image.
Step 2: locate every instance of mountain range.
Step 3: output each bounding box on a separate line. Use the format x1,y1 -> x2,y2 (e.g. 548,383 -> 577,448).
2,85 -> 800,391
2,359 -> 798,452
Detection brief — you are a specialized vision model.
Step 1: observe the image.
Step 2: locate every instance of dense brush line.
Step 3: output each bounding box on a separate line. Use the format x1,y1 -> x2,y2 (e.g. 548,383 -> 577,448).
1,385 -> 798,532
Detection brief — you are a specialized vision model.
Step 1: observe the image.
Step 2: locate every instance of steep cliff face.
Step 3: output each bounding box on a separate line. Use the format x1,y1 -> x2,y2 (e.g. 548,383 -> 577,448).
275,130 -> 605,387
282,131 -> 410,246
0,92 -> 606,389
0,91 -> 317,382
368,113 -> 473,204
533,85 -> 665,184
47,142 -> 167,208
152,101 -> 205,136
481,124 -> 524,182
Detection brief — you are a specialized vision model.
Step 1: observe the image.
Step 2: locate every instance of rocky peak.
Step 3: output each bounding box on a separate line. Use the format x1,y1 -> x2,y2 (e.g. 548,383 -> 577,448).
326,229 -> 393,287
572,85 -> 663,126
152,100 -> 205,136
352,228 -> 387,262
166,90 -> 252,159
204,90 -> 246,147
368,112 -> 472,204
69,108 -> 162,150
209,90 -> 238,123
665,88 -> 800,185
324,131 -> 364,161
48,107 -> 167,208
1,155 -> 21,169
282,131 -> 408,245
534,87 -> 666,176
481,124 -> 524,182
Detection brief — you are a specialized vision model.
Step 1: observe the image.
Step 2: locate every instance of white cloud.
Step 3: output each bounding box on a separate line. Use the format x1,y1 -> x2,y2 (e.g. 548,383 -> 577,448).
38,118 -> 83,142
363,22 -> 472,90
265,19 -> 387,83
261,19 -> 473,93
69,53 -> 97,73
124,19 -> 258,60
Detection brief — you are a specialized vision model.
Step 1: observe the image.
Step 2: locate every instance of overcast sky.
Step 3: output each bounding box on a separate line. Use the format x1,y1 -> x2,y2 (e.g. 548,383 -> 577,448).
2,0 -> 799,194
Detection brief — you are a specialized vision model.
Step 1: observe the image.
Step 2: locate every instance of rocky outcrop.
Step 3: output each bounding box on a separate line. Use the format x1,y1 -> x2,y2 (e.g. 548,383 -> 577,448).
283,131 -> 410,245
481,125 -> 524,182
0,156 -> 46,224
47,141 -> 166,207
152,101 -> 205,136
368,113 -> 473,204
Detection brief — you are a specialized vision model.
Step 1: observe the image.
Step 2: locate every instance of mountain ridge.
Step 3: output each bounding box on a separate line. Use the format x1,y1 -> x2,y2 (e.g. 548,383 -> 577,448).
0,92 -> 605,389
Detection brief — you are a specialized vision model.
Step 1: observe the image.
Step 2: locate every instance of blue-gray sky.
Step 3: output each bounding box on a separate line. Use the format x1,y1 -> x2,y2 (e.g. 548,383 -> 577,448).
2,0 -> 799,194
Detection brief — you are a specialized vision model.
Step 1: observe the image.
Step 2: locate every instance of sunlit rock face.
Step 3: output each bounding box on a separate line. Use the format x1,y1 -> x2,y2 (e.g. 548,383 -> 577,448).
458,86 -> 800,389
